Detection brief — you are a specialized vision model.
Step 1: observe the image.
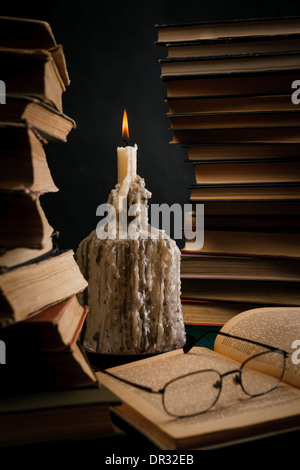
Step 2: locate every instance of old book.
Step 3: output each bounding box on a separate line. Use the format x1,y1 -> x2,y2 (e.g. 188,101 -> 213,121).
160,51 -> 300,77
1,295 -> 88,351
0,385 -> 120,447
0,307 -> 97,391
0,16 -> 70,87
1,341 -> 97,392
171,126 -> 300,144
180,252 -> 300,282
180,277 -> 300,305
164,72 -> 297,97
185,142 -> 300,161
183,230 -> 300,258
0,192 -> 54,249
97,306 -> 300,449
165,34 -> 300,58
0,238 -> 56,270
0,249 -> 88,326
189,183 -> 300,201
166,94 -> 296,115
169,111 -> 300,129
0,16 -> 57,49
0,124 -> 58,193
155,17 -> 300,43
191,199 -> 300,216
0,47 -> 66,112
0,95 -> 75,142
193,160 -> 300,185
181,300 -> 257,326
186,213 -> 300,232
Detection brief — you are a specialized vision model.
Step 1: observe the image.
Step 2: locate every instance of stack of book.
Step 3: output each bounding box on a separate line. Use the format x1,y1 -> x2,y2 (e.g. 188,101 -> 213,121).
0,16 -> 96,393
156,17 -> 300,327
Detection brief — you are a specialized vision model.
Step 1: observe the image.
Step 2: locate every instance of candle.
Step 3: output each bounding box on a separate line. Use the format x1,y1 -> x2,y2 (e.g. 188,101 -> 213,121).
117,144 -> 137,185
117,109 -> 137,185
76,110 -> 186,355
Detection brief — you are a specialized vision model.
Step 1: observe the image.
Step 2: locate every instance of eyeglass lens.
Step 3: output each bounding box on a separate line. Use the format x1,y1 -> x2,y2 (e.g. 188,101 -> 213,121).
163,370 -> 222,418
240,350 -> 285,397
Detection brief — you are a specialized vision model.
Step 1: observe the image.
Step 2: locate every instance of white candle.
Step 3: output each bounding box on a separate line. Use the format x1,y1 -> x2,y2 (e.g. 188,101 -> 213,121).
117,144 -> 137,185
117,109 -> 137,186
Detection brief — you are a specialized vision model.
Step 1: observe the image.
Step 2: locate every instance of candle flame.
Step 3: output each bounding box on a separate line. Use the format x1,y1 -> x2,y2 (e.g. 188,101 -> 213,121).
122,109 -> 129,144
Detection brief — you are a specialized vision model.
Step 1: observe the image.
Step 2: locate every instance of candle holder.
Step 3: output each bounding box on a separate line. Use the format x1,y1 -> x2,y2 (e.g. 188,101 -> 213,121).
76,173 -> 186,356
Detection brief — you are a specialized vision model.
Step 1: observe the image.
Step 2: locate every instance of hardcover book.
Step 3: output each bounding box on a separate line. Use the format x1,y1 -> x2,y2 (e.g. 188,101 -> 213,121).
97,307 -> 300,450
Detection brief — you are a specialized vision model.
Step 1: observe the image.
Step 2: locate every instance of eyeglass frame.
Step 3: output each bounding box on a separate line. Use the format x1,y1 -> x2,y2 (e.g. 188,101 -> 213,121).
96,330 -> 290,418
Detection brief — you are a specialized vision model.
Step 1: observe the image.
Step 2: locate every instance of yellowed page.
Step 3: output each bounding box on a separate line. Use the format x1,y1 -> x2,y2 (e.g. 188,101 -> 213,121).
214,307 -> 300,388
96,346 -> 300,449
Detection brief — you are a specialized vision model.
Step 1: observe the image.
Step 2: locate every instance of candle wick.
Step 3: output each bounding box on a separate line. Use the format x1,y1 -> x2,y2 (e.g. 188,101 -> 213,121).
123,138 -> 128,146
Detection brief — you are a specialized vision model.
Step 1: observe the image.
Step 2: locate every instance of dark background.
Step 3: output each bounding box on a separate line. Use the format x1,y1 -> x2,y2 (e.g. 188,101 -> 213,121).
2,0 -> 300,253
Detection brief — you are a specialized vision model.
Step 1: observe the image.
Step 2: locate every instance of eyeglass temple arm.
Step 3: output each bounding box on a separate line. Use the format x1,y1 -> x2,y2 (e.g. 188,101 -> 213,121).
183,330 -> 288,355
95,366 -> 164,394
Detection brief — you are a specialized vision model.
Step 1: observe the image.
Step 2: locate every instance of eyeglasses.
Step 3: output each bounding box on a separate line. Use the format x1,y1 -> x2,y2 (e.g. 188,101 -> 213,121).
98,331 -> 290,419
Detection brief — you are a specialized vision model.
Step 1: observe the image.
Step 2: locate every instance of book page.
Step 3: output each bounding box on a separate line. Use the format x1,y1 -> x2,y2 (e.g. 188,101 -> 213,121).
214,307 -> 300,388
96,347 -> 300,449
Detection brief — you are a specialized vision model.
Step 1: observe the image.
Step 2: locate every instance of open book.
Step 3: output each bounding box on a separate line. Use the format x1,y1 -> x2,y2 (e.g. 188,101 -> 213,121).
97,307 -> 300,449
